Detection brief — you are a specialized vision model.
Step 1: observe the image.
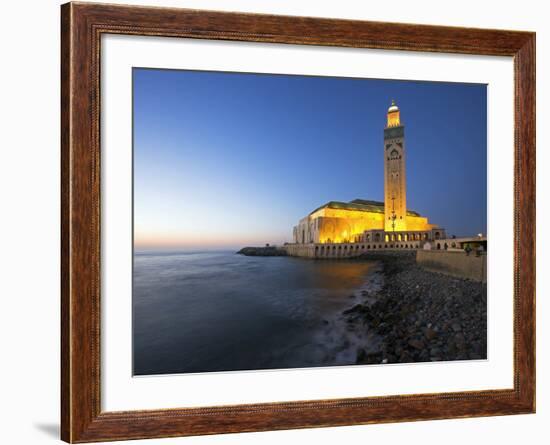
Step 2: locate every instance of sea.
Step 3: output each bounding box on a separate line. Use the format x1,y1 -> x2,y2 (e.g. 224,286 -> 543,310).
133,250 -> 382,375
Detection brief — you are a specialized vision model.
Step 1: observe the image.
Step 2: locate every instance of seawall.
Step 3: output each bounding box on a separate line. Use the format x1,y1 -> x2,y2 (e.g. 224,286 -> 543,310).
240,245 -> 487,283
285,242 -> 419,259
416,250 -> 487,282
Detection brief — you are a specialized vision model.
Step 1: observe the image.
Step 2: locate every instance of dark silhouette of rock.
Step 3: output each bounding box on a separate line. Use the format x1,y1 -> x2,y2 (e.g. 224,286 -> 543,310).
237,246 -> 287,256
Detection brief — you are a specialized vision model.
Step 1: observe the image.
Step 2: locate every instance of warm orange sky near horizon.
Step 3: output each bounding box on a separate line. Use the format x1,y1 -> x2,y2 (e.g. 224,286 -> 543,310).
134,231 -> 288,250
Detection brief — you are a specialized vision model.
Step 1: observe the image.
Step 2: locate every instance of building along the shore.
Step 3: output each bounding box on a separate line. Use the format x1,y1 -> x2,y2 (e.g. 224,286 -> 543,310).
288,101 -> 447,259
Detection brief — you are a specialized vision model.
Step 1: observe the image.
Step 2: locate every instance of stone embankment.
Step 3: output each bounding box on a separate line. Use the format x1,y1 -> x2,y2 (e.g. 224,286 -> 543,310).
344,251 -> 487,364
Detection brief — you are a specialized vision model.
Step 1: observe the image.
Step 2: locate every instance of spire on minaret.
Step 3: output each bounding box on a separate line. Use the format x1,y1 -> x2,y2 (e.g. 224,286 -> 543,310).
387,99 -> 401,127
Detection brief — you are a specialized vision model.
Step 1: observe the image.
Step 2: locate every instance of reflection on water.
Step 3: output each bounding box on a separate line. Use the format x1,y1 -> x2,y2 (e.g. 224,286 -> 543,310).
133,250 -> 377,375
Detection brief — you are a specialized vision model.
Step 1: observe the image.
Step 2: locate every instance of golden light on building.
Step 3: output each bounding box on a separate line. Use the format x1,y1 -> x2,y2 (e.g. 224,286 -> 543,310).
299,199 -> 435,245
386,99 -> 401,127
291,100 -> 445,250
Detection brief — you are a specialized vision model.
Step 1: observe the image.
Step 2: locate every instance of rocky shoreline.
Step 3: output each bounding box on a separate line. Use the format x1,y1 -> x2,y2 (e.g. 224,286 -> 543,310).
344,251 -> 487,365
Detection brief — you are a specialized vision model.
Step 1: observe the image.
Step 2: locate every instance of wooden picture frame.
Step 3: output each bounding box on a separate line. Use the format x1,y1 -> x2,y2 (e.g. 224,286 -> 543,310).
61,2 -> 535,442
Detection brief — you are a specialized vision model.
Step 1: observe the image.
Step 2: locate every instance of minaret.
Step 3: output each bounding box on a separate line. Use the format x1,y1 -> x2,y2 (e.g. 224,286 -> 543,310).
384,100 -> 407,232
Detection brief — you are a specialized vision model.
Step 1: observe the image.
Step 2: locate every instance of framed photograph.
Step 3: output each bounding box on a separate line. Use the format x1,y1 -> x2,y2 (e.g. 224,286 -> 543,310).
61,2 -> 535,442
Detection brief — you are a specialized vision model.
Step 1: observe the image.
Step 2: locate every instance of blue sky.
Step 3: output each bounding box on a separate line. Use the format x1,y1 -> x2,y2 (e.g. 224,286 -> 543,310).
133,68 -> 487,249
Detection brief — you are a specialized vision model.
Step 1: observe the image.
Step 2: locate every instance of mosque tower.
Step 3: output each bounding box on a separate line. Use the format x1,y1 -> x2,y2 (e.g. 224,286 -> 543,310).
384,100 -> 407,232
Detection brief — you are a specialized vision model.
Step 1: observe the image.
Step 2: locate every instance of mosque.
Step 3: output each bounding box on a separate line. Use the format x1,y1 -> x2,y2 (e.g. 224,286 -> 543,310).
287,101 -> 446,258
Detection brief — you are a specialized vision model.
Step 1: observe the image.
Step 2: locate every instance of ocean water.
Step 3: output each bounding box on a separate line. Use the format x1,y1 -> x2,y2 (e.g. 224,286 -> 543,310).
133,250 -> 380,375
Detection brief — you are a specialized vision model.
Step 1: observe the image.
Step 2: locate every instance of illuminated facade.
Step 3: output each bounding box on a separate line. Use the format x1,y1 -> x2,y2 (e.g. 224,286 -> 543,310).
291,101 -> 445,250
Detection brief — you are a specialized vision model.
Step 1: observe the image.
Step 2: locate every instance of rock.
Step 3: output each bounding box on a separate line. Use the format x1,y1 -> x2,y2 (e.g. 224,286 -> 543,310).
366,352 -> 383,364
340,251 -> 486,366
378,322 -> 391,334
454,333 -> 466,350
394,342 -> 404,356
237,246 -> 287,256
446,342 -> 457,355
425,327 -> 437,340
408,339 -> 425,350
418,350 -> 430,361
343,304 -> 365,315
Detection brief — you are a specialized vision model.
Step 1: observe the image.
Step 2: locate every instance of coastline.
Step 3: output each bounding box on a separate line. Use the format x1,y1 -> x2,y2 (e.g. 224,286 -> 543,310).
342,251 -> 487,365
237,246 -> 287,256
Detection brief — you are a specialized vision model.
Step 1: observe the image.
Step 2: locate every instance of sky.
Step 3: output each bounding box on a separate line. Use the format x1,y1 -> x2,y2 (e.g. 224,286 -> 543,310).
133,68 -> 487,249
